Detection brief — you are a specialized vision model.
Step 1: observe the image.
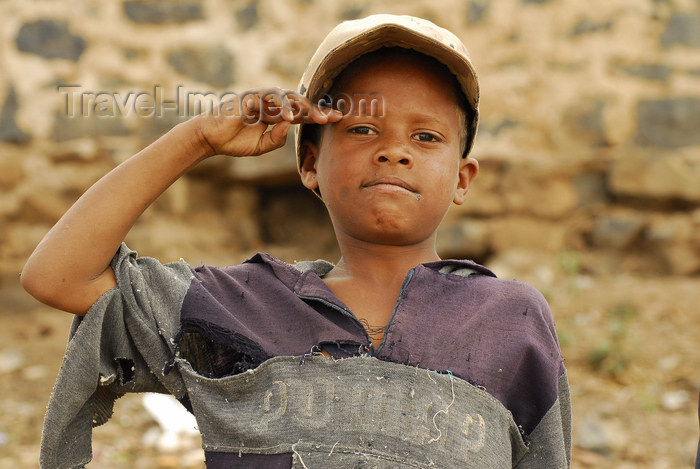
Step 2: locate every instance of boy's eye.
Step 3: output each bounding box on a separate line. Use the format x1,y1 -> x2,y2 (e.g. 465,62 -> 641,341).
348,126 -> 376,135
414,132 -> 441,142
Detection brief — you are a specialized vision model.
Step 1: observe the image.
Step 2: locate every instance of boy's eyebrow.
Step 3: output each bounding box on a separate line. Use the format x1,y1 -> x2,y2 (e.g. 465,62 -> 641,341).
403,111 -> 460,128
339,111 -> 458,132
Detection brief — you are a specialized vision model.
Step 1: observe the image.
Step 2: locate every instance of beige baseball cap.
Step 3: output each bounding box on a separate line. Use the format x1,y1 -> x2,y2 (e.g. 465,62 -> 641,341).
295,14 -> 480,171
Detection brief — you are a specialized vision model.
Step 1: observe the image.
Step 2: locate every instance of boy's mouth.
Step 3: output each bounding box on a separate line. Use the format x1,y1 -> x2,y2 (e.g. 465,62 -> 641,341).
362,176 -> 419,197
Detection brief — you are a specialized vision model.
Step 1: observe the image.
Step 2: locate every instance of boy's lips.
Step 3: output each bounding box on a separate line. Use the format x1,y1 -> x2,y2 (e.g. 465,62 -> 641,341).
361,176 -> 418,195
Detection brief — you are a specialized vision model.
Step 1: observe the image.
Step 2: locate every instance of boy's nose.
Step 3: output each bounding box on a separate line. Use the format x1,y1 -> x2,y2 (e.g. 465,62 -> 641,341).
374,139 -> 413,167
375,153 -> 412,166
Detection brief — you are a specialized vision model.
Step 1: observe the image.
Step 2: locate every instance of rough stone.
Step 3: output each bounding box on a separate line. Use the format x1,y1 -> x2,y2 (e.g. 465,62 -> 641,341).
340,5 -> 367,21
572,172 -> 609,207
189,137 -> 297,183
138,113 -> 189,144
0,87 -> 30,144
258,184 -> 334,255
20,188 -> 74,223
124,213 -> 235,265
0,153 -> 24,190
436,220 -> 490,260
449,188 -> 505,217
447,160 -> 506,216
614,63 -> 673,82
222,186 -> 261,252
466,1 -> 489,25
2,223 -> 54,266
123,47 -> 146,60
124,1 -> 204,24
53,112 -> 130,141
568,18 -> 613,37
0,192 -> 22,219
479,119 -> 519,138
489,217 -> 567,253
661,12 -> 700,48
564,98 -> 609,146
636,97 -> 700,148
575,415 -> 611,455
225,137 -> 298,183
591,213 -> 646,249
574,415 -> 629,456
168,46 -> 235,88
660,390 -> 690,411
645,214 -> 693,244
235,1 -> 259,30
501,170 -> 580,219
660,244 -> 700,275
15,20 -> 85,61
610,150 -> 700,202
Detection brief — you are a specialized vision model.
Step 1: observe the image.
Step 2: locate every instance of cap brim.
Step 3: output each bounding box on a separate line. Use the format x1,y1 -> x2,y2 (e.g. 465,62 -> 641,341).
304,23 -> 479,112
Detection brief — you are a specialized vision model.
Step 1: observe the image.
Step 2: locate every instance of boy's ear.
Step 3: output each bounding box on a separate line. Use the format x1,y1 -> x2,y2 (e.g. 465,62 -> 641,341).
299,141 -> 320,192
453,157 -> 479,205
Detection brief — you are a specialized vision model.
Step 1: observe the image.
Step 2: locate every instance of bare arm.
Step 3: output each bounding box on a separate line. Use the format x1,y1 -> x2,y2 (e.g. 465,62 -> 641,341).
21,89 -> 337,315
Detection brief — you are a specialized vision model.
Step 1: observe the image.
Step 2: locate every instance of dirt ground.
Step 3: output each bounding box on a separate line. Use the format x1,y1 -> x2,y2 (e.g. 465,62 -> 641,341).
1,255 -> 698,468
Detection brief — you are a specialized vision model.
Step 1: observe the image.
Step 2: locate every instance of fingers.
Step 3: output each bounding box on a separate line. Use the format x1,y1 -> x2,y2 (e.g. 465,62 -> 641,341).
291,94 -> 345,124
195,88 -> 343,158
236,88 -> 343,126
256,120 -> 292,155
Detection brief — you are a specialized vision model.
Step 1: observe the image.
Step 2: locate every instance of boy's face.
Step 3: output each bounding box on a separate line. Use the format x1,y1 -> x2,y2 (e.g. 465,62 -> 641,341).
300,53 -> 478,247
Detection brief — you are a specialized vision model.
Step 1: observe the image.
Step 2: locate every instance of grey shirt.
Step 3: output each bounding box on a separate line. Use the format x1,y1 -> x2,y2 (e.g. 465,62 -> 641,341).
41,244 -> 571,468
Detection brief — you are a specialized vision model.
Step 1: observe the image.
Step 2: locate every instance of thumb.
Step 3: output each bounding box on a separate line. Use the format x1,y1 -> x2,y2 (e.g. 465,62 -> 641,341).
256,121 -> 291,154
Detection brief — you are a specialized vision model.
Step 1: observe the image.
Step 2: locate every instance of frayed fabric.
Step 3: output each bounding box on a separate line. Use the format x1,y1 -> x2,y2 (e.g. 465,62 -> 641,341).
41,243 -> 571,468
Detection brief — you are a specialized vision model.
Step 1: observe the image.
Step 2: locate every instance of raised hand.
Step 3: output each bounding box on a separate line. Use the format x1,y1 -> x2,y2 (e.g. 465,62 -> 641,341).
194,87 -> 342,158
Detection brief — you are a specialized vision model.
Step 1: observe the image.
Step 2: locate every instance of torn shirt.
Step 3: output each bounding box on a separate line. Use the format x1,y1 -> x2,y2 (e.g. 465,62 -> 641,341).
40,243 -> 571,468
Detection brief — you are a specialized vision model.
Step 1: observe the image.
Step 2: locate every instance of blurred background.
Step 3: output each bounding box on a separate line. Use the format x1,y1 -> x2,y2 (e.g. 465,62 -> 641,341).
0,0 -> 699,467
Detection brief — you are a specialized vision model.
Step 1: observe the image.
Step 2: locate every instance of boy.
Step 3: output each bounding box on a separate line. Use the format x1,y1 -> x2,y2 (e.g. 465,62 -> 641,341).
22,14 -> 571,468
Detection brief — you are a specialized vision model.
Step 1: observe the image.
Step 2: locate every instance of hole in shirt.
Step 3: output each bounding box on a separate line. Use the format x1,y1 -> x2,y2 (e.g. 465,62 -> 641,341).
115,358 -> 135,384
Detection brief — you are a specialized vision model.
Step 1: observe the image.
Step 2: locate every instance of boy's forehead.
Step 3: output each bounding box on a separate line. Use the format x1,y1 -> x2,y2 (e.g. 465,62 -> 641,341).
332,48 -> 437,84
329,49 -> 465,108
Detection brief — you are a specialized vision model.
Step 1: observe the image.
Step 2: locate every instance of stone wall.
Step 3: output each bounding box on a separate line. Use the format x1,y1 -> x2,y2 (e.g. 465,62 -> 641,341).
1,0 -> 699,284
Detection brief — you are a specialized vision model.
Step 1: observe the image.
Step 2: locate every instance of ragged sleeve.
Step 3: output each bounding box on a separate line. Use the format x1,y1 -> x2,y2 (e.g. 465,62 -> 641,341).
514,371 -> 572,468
509,282 -> 572,469
40,243 -> 194,469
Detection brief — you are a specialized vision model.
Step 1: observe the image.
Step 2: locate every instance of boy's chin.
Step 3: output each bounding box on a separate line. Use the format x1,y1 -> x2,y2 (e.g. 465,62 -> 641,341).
339,223 -> 438,248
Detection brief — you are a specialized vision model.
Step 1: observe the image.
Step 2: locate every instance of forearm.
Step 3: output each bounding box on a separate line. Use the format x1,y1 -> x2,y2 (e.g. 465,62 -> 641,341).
21,118 -> 210,314
21,88 -> 336,314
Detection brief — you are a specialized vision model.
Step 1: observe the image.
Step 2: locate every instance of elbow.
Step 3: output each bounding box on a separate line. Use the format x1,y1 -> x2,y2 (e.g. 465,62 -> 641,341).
20,262 -> 79,314
20,262 -> 40,298
20,259 -> 113,316
20,263 -> 58,306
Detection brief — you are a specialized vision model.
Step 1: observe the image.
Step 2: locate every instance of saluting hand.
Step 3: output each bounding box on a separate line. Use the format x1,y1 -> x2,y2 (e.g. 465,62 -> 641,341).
193,87 -> 342,158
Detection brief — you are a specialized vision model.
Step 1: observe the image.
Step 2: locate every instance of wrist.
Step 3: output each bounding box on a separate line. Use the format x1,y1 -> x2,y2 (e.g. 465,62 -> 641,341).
176,117 -> 217,162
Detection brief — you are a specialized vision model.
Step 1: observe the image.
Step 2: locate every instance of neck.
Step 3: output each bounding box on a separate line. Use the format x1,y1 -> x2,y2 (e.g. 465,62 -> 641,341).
327,234 -> 441,284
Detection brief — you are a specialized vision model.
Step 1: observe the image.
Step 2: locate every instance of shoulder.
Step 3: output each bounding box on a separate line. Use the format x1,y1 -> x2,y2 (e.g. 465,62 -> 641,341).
473,275 -> 557,339
422,259 -> 558,340
480,276 -> 550,310
425,258 -> 550,309
188,252 -> 334,292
